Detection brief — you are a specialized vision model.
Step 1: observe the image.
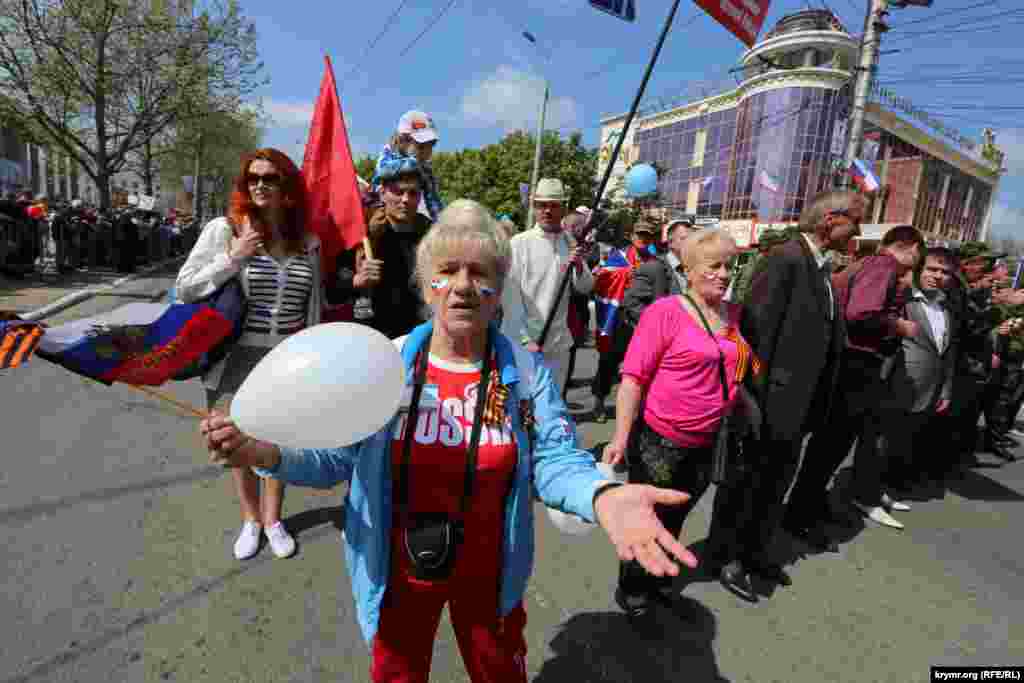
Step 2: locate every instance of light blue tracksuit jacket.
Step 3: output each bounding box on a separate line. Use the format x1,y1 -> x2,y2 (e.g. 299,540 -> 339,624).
257,320 -> 609,646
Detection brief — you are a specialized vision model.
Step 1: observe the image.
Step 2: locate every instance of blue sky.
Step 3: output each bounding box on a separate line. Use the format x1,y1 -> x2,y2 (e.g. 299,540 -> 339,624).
247,0 -> 1023,238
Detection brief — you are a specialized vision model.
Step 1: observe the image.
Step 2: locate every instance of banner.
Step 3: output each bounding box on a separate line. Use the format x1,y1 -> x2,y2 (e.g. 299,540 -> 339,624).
693,0 -> 772,47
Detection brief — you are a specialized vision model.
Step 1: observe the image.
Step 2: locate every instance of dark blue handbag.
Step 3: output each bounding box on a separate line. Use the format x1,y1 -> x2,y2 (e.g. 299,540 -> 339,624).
167,278 -> 247,381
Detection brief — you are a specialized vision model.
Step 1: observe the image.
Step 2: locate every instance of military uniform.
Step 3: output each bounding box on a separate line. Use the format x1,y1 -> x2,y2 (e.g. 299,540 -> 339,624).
731,229 -> 795,305
949,242 -> 1005,462
982,299 -> 1024,458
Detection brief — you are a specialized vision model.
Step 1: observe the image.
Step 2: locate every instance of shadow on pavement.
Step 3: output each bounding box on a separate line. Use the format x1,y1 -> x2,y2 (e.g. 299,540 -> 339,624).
285,505 -> 346,539
534,601 -> 729,683
947,469 -> 1024,502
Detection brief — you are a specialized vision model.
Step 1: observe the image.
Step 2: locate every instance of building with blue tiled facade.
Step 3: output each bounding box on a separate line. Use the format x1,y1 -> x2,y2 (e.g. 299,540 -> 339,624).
598,9 -> 1005,246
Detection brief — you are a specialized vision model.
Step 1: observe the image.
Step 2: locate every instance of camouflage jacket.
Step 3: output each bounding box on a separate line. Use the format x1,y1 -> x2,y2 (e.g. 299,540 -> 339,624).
950,275 -> 1000,379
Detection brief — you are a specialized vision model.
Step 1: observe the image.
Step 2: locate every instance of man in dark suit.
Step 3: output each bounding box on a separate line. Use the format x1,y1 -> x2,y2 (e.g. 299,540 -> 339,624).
590,219 -> 688,421
885,246 -> 959,495
711,190 -> 862,597
785,225 -> 924,534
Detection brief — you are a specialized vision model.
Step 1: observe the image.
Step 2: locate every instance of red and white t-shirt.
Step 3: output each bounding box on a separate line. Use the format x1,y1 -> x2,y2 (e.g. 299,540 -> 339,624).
390,355 -> 518,583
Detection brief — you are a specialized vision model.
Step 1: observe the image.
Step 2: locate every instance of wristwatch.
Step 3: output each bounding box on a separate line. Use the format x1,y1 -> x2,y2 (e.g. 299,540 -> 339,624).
592,480 -> 624,508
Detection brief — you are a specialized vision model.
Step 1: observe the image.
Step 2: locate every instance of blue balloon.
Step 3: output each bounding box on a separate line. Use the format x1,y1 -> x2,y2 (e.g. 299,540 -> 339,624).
624,164 -> 658,198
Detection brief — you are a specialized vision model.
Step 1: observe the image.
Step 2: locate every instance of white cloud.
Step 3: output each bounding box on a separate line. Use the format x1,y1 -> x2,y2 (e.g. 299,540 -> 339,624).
262,99 -> 315,128
459,66 -> 580,133
995,127 -> 1024,178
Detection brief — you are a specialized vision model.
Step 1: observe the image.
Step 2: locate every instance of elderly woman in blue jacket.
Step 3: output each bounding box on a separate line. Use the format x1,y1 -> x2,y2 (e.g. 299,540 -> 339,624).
201,199 -> 697,682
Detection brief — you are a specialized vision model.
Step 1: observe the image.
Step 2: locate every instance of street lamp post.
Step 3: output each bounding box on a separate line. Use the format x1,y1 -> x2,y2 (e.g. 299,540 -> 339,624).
523,31 -> 550,231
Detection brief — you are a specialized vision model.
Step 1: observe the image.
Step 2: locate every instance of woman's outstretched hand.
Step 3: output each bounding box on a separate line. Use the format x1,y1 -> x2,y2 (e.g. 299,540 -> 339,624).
594,484 -> 699,576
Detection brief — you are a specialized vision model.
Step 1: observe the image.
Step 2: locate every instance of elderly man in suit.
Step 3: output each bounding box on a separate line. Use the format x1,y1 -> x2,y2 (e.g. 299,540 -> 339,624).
884,246 -> 959,498
708,190 -> 862,598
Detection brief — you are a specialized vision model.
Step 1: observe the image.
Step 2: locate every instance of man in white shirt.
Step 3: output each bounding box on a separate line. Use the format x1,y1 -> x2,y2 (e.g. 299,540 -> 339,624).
501,178 -> 593,392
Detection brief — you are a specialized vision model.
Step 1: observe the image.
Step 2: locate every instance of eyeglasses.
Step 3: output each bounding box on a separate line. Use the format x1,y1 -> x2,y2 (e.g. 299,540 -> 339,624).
829,208 -> 862,224
246,173 -> 282,188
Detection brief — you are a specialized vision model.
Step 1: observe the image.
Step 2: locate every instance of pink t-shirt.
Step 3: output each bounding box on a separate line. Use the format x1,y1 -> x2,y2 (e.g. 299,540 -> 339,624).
621,296 -> 742,448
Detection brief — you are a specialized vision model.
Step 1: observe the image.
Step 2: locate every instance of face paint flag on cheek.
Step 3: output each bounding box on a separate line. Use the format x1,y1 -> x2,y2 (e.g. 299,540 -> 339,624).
430,278 -> 450,291
478,284 -> 497,298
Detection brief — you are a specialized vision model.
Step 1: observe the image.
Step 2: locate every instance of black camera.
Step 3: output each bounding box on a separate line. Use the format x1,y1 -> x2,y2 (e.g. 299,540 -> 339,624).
403,513 -> 465,581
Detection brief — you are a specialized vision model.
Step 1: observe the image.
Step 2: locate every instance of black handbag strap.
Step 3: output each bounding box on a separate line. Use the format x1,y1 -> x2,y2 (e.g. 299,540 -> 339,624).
397,331 -> 494,521
683,294 -> 729,403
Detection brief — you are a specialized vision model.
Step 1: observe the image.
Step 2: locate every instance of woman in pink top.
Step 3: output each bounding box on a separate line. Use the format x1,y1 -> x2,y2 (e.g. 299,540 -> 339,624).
604,227 -> 760,618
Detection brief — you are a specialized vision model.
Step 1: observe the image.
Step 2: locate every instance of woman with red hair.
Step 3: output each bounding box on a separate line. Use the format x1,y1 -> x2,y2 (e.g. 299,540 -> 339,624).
176,148 -> 324,561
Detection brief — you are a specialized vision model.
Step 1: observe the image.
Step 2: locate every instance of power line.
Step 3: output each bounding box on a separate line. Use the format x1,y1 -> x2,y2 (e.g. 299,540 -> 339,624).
341,0 -> 413,88
884,8 -> 1019,37
397,0 -> 460,59
888,17 -> 1024,42
887,0 -> 999,29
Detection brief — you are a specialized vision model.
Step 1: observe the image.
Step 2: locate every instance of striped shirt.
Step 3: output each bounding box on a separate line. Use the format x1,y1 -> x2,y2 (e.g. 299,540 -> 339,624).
242,253 -> 315,346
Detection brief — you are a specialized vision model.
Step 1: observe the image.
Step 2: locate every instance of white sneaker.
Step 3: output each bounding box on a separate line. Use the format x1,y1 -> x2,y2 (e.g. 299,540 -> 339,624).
853,502 -> 904,529
881,492 -> 911,512
265,521 -> 296,559
233,520 -> 262,560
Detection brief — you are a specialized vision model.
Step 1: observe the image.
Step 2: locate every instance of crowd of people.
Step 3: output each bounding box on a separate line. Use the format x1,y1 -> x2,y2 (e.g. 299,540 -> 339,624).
182,107 -> 1021,682
0,190 -> 196,277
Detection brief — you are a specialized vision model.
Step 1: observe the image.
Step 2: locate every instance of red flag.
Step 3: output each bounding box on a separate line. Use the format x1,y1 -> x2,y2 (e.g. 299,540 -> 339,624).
302,56 -> 366,275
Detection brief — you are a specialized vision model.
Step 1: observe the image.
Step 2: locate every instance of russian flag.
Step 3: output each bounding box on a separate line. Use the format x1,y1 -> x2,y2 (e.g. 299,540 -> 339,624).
849,158 -> 880,193
592,248 -> 634,354
34,302 -> 233,386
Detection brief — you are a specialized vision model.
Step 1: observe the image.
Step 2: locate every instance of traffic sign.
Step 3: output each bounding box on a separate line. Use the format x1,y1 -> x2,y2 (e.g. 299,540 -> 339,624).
589,0 -> 636,22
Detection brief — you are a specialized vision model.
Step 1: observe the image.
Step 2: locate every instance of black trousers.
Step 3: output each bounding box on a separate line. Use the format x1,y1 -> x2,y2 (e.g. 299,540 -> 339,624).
788,351 -> 889,516
592,323 -> 632,401
952,378 -> 988,458
618,421 -> 712,597
708,436 -> 802,566
883,411 -> 941,488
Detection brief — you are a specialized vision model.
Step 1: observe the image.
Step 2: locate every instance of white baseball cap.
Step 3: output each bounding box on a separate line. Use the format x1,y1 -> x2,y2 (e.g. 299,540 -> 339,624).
397,110 -> 439,144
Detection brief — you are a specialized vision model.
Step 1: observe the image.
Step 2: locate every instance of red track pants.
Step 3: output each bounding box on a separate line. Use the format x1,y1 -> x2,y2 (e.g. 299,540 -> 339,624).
370,572 -> 527,683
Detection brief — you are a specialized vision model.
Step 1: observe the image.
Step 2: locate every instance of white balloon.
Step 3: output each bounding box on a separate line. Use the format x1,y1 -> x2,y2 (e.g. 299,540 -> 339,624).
231,323 -> 406,449
546,462 -> 628,537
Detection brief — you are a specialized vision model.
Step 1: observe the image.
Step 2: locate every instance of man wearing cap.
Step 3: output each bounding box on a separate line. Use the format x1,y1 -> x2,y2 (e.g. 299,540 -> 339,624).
730,228 -> 791,304
329,161 -> 432,339
374,110 -> 443,222
589,219 -> 666,422
950,241 -> 1015,465
501,177 -> 593,392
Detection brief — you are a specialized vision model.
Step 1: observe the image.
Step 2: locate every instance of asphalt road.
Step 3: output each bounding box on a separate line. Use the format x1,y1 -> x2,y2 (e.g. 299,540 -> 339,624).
1,268 -> 1021,682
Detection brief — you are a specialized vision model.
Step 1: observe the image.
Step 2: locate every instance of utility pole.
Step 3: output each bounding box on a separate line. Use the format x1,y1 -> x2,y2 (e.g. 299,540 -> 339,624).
843,0 -> 888,185
525,81 -> 549,230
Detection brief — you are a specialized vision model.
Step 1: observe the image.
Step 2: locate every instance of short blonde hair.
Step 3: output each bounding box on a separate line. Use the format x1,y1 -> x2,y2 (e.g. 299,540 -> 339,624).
680,227 -> 737,272
415,199 -> 512,294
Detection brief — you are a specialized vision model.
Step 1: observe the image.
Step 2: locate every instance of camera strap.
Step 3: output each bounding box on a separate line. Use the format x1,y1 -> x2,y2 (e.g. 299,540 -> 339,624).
397,331 -> 495,523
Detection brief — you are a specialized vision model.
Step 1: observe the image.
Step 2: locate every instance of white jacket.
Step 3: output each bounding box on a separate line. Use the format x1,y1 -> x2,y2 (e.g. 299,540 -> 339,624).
500,226 -> 594,354
175,216 -> 323,390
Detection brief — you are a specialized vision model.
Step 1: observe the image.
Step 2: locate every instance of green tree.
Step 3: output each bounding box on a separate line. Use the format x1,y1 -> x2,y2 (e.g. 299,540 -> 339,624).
354,155 -> 376,184
153,107 -> 264,216
0,0 -> 266,208
430,130 -> 597,226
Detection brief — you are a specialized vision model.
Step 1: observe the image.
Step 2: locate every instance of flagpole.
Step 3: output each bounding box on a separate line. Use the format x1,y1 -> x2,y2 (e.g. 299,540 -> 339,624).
128,384 -> 208,419
537,0 -> 682,349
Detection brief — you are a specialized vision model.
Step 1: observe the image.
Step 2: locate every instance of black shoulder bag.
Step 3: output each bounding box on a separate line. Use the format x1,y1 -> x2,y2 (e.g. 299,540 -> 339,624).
684,294 -> 740,486
397,332 -> 494,581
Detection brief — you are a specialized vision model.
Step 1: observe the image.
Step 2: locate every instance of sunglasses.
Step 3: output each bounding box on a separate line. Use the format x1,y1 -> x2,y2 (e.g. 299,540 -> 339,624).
246,173 -> 282,188
828,208 -> 861,224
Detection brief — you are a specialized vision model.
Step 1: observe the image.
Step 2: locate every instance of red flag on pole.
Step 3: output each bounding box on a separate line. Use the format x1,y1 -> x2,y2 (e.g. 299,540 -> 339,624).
302,56 -> 366,276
